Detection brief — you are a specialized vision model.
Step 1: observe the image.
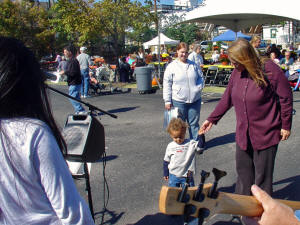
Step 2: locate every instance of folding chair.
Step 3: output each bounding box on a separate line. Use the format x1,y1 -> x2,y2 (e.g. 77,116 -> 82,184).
293,69 -> 300,91
204,66 -> 219,85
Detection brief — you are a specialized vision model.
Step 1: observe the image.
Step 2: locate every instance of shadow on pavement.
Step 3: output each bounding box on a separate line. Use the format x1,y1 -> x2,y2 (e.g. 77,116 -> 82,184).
95,208 -> 124,225
128,213 -> 183,225
206,133 -> 235,149
98,106 -> 139,116
273,175 -> 300,201
96,155 -> 118,162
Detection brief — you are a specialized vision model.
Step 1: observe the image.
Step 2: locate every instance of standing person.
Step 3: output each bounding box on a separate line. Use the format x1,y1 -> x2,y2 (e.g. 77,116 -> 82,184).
163,118 -> 204,187
119,56 -> 131,83
0,36 -> 94,224
163,42 -> 205,149
188,44 -> 204,69
199,38 -> 293,196
137,47 -> 145,60
211,50 -> 220,63
250,35 -> 261,56
77,46 -> 92,98
60,44 -> 86,114
57,55 -> 67,72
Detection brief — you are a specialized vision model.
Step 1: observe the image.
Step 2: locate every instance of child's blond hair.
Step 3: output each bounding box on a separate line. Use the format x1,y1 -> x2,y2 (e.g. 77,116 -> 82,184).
167,118 -> 188,134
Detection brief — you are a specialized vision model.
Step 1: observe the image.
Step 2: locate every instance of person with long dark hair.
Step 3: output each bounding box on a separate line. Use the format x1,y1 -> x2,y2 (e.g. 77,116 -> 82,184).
0,37 -> 94,224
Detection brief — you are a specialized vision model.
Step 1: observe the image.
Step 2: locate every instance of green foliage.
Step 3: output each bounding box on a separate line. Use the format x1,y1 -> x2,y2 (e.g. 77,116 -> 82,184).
164,23 -> 199,44
0,0 -> 153,59
0,0 -> 54,57
93,0 -> 153,58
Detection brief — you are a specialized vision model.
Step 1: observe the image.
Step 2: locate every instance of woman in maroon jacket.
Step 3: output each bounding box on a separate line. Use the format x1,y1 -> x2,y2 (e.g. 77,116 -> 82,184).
199,38 -> 293,196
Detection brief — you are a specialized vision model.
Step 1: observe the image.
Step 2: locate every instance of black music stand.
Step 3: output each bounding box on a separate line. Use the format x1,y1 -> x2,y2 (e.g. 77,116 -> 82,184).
46,85 -> 117,220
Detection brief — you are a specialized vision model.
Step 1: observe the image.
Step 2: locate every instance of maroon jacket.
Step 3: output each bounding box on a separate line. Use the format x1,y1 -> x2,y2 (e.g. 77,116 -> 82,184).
207,60 -> 293,150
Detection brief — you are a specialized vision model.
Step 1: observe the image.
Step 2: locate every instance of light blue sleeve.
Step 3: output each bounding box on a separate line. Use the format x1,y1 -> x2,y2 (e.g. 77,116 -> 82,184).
295,210 -> 300,221
34,127 -> 95,225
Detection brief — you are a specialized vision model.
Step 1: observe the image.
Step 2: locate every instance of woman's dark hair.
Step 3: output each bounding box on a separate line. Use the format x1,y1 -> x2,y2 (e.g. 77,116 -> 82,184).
64,44 -> 77,56
0,36 -> 67,154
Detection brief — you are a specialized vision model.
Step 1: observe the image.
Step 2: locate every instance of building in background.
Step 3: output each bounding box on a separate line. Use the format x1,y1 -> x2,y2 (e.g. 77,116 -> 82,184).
263,21 -> 300,47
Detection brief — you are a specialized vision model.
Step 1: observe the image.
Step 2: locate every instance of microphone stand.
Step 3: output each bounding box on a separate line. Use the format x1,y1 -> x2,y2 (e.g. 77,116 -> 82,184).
45,84 -> 117,119
45,84 -> 117,220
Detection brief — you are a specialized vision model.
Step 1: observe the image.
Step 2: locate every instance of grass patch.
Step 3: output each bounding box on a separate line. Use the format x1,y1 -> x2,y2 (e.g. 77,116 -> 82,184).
203,86 -> 226,93
45,81 -> 67,85
45,80 -> 226,94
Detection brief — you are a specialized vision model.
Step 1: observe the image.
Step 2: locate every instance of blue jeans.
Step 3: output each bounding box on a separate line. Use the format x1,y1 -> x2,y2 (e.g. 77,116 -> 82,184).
172,98 -> 201,140
81,68 -> 90,96
168,173 -> 195,187
69,85 -> 85,113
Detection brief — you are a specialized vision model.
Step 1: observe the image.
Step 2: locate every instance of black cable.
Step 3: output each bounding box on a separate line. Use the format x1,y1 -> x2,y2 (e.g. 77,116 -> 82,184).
100,151 -> 109,225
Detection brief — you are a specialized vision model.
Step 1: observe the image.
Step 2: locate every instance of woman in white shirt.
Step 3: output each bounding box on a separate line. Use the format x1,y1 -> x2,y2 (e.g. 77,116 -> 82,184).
0,37 -> 94,225
163,42 -> 205,146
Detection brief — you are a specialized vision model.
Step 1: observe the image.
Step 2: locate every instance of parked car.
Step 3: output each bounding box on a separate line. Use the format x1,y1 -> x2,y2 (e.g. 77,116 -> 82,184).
200,41 -> 212,51
258,40 -> 268,55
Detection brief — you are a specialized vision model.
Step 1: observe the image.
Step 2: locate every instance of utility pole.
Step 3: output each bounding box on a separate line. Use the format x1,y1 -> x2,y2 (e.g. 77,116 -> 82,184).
153,0 -> 162,88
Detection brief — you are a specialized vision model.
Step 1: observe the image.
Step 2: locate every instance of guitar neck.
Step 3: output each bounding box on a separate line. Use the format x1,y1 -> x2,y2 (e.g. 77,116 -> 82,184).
217,192 -> 300,217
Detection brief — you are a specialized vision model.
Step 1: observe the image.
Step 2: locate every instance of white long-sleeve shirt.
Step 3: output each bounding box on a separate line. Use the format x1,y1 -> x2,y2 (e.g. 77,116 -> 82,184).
163,59 -> 204,105
0,118 -> 94,225
164,139 -> 200,177
188,51 -> 204,68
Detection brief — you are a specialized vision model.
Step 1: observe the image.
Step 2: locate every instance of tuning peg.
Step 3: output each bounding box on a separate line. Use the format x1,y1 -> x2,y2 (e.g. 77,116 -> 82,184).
194,170 -> 210,201
178,171 -> 192,203
208,168 -> 227,199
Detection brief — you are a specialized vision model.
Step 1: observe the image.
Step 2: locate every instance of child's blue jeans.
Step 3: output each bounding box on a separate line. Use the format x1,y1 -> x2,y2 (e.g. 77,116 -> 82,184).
168,173 -> 195,187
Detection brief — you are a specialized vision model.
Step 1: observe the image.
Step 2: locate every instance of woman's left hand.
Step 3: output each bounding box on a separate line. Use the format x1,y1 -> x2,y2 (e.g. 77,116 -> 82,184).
280,129 -> 291,141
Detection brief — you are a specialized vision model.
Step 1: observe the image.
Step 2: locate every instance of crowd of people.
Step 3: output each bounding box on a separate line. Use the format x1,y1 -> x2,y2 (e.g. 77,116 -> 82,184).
162,39 -> 299,224
1,34 -> 300,225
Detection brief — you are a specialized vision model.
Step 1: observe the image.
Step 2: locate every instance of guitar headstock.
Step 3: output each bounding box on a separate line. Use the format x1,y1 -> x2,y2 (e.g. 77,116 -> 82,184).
160,184 -> 218,220
159,184 -> 266,220
159,169 -> 300,223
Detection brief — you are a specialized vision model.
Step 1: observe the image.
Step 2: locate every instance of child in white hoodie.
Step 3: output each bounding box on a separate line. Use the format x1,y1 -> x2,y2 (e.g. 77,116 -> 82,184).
163,118 -> 204,187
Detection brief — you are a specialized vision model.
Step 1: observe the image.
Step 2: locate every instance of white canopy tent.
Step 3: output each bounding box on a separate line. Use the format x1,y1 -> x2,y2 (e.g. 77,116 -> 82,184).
143,33 -> 179,49
181,0 -> 300,32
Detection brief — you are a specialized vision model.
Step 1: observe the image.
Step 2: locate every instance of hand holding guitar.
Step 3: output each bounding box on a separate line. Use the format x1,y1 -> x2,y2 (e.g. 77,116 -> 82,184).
242,185 -> 300,225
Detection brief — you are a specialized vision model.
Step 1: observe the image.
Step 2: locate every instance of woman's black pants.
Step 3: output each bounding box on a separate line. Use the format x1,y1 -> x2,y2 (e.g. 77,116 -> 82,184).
235,142 -> 278,196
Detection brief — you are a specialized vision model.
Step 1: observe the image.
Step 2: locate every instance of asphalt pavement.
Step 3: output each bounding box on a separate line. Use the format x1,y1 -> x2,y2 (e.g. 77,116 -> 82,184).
48,84 -> 300,225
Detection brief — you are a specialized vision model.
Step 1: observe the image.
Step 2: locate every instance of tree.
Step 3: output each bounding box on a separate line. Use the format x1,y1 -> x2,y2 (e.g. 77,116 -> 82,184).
0,0 -> 54,58
93,0 -> 153,61
50,0 -> 100,47
164,23 -> 200,44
